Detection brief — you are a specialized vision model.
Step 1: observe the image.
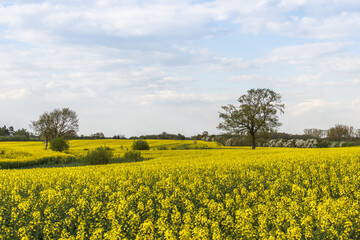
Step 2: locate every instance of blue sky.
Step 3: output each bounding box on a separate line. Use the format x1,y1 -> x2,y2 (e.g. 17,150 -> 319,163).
1,0 -> 360,137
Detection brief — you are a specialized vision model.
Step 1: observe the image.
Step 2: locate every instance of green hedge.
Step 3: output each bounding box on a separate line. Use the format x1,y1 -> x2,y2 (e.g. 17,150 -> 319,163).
0,156 -> 76,169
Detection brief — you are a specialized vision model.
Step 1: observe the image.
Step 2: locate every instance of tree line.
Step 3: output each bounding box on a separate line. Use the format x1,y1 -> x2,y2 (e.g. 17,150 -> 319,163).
304,125 -> 360,141
0,125 -> 33,141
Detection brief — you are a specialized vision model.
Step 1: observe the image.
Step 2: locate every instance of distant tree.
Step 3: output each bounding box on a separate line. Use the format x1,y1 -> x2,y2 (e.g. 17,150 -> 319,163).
0,125 -> 10,136
218,88 -> 284,149
327,124 -> 351,141
30,108 -> 79,149
91,132 -> 105,139
14,128 -> 31,139
270,131 -> 309,140
113,134 -> 126,139
8,126 -> 14,136
356,129 -> 360,139
177,133 -> 186,140
348,126 -> 356,138
30,112 -> 53,149
303,128 -> 326,139
130,132 -> 187,140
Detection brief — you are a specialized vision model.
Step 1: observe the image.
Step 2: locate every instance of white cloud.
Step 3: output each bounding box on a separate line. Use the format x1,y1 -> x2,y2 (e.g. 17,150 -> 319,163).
1,0 -> 360,135
278,0 -> 307,11
291,74 -> 322,85
0,2 -> 217,46
228,74 -> 262,82
139,91 -> 231,105
267,42 -> 346,64
260,42 -> 360,75
351,97 -> 360,111
0,88 -> 28,100
293,99 -> 326,116
317,55 -> 360,73
266,13 -> 360,39
2,0 -> 360,48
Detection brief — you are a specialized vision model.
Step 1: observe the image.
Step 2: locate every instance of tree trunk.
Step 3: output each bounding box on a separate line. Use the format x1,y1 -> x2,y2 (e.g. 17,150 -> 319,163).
251,133 -> 256,149
45,140 -> 48,150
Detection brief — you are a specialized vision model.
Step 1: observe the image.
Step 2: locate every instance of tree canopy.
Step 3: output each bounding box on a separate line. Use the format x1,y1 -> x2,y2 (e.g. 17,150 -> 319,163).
327,124 -> 354,141
218,88 -> 284,149
30,108 -> 79,149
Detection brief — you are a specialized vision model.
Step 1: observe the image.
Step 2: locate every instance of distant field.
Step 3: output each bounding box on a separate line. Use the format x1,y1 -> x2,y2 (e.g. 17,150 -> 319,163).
0,139 -> 220,168
0,141 -> 69,163
1,141 -> 360,239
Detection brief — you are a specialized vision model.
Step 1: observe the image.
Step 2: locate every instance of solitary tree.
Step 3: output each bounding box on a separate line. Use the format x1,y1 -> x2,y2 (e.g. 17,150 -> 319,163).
30,108 -> 79,149
218,88 -> 284,149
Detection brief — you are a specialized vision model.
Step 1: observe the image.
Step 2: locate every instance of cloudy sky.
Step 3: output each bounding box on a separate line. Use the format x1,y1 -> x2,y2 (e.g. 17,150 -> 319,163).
1,0 -> 360,137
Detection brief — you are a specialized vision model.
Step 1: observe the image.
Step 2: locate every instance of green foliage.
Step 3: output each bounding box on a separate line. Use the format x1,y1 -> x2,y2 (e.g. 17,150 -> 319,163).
0,135 -> 30,141
129,132 -> 186,140
0,125 -> 10,136
123,150 -> 143,162
341,142 -> 360,147
0,126 -> 31,140
30,107 -> 79,149
49,137 -> 69,152
218,88 -> 285,149
132,139 -> 150,150
83,146 -> 113,165
110,151 -> 144,164
157,146 -> 168,150
327,124 -> 352,141
317,140 -> 331,148
0,156 -> 76,169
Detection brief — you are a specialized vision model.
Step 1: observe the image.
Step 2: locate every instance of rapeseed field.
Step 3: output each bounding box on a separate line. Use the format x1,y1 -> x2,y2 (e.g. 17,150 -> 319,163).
1,140 -> 360,239
0,140 -> 219,168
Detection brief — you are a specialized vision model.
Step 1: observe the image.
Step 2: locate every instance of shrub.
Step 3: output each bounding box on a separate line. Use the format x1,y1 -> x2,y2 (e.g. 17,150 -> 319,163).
317,140 -> 331,148
123,150 -> 143,162
157,146 -> 168,150
341,142 -> 360,147
49,137 -> 69,152
83,146 -> 113,165
132,140 -> 150,150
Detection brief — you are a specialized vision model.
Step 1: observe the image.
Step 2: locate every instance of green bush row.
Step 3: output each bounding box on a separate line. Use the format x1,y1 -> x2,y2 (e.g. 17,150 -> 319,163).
0,156 -> 76,169
82,146 -> 144,165
0,136 -> 31,141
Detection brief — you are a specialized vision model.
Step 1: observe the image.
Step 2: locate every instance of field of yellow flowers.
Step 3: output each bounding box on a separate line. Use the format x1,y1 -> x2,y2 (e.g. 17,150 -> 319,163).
1,140 -> 360,239
0,140 -> 219,168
